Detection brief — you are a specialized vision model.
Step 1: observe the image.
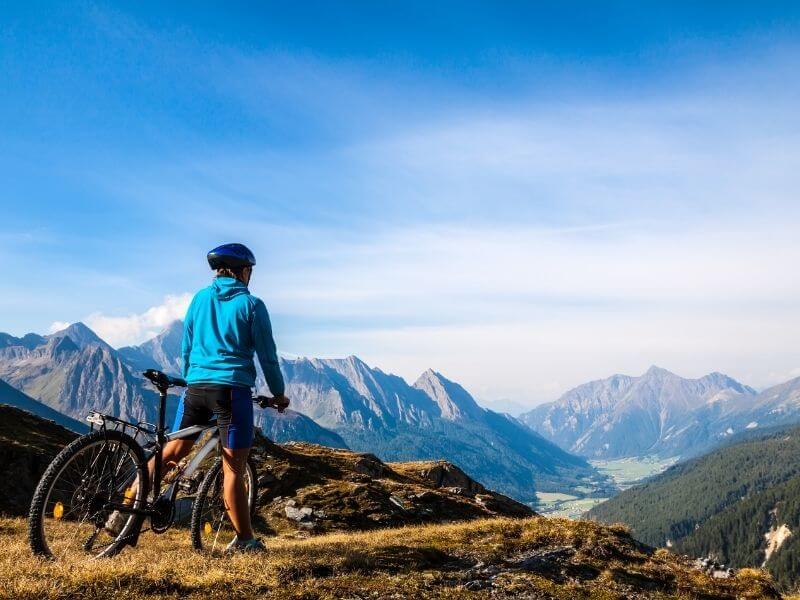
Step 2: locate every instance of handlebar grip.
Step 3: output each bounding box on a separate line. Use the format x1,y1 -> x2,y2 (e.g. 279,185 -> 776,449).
254,395 -> 289,412
254,396 -> 272,409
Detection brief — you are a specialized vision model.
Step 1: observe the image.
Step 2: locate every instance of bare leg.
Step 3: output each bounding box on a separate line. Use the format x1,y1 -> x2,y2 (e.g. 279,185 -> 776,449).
126,439 -> 195,499
148,439 -> 195,485
221,447 -> 254,540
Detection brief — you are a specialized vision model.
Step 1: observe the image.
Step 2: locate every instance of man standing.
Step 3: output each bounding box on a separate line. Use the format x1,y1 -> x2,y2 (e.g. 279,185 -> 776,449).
169,243 -> 289,552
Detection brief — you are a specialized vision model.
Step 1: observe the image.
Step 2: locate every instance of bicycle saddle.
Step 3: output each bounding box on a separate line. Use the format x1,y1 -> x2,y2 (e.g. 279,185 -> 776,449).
143,369 -> 187,389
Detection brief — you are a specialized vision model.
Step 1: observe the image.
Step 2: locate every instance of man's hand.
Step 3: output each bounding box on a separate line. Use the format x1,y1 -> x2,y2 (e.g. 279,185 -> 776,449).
271,394 -> 290,413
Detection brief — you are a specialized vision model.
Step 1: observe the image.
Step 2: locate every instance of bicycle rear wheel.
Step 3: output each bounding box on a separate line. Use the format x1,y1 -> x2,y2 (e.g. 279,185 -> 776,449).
190,457 -> 257,553
28,429 -> 149,560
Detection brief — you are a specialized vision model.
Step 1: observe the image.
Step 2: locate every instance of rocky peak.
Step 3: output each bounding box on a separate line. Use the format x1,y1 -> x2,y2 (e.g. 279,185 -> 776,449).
521,366 -> 758,460
47,322 -> 109,350
700,371 -> 757,395
161,319 -> 184,337
644,365 -> 676,378
117,320 -> 185,376
413,369 -> 485,422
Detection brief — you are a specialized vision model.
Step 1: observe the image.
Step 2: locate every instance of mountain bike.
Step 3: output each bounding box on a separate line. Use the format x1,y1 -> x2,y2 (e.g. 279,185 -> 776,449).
28,369 -> 285,559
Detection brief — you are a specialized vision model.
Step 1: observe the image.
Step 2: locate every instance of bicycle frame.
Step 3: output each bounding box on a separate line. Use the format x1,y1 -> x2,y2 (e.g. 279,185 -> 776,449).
84,369 -> 276,536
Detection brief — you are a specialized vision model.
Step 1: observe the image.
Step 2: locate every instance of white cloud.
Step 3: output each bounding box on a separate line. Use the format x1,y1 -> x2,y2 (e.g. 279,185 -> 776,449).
80,293 -> 191,347
48,321 -> 72,334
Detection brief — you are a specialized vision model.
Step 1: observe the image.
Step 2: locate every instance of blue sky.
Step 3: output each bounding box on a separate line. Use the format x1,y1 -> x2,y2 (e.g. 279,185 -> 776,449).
2,2 -> 800,408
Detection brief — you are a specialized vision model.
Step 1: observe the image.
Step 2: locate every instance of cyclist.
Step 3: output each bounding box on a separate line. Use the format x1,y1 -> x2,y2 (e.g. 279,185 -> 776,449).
109,243 -> 289,553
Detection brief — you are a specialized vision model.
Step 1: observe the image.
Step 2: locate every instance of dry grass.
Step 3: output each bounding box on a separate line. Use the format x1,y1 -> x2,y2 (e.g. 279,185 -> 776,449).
0,516 -> 782,599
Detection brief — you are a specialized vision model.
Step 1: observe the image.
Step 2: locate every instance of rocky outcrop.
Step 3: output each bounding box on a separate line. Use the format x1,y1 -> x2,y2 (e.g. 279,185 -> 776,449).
410,460 -> 485,494
251,434 -> 534,534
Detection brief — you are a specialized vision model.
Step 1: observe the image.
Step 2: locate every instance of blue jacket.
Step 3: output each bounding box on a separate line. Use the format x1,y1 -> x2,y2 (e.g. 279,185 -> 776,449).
181,277 -> 285,395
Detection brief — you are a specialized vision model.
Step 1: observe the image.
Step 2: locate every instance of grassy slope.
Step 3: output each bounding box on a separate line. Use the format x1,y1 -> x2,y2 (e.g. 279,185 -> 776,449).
0,516 -> 780,599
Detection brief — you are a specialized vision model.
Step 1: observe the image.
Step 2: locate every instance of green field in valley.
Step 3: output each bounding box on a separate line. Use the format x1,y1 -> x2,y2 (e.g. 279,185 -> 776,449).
591,456 -> 680,490
535,455 -> 680,518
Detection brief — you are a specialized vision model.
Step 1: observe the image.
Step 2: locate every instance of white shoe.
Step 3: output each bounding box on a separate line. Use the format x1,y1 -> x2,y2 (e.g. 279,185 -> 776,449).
104,510 -> 128,536
225,536 -> 266,554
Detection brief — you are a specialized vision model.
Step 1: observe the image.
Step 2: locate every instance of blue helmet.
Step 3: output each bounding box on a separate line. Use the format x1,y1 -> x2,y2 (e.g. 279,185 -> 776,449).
207,243 -> 256,270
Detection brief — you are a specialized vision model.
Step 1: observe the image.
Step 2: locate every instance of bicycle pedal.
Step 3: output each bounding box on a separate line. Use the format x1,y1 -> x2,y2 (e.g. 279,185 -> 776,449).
177,470 -> 204,494
177,479 -> 196,493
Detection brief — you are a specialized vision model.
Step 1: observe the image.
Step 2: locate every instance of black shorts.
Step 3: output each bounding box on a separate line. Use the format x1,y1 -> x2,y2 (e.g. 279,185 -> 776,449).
171,384 -> 254,449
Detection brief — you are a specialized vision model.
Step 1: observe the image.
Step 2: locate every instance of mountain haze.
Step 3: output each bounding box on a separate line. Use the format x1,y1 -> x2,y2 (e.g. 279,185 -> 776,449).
118,320 -> 184,376
254,408 -> 348,449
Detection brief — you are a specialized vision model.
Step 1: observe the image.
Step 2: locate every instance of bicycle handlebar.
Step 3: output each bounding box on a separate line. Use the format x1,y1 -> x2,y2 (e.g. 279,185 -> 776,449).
254,395 -> 290,413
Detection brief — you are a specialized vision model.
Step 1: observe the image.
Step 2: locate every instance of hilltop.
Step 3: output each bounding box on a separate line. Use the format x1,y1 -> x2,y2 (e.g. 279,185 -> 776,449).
250,433 -> 531,534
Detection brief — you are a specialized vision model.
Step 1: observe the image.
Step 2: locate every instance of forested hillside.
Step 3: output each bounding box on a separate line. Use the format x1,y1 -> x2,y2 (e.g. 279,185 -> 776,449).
588,424 -> 800,589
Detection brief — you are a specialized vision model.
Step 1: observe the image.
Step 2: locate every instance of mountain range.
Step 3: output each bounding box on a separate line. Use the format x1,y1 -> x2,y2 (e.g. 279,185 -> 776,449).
517,366 -> 800,460
0,323 -> 163,424
0,320 -> 613,503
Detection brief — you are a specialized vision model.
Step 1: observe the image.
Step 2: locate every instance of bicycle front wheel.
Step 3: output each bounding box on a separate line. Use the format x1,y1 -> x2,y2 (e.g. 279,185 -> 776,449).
190,456 -> 257,553
28,429 -> 149,560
